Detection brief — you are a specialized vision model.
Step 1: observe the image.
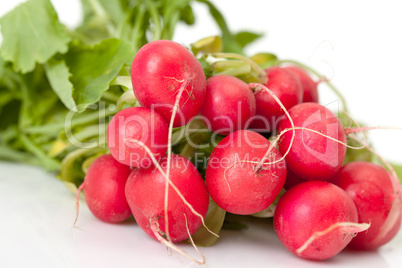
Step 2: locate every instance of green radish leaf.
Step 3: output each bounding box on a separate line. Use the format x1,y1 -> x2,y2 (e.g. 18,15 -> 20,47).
190,198 -> 226,247
180,4 -> 195,25
0,144 -> 41,166
197,0 -> 243,54
234,31 -> 263,49
0,0 -> 71,73
44,58 -> 76,110
19,134 -> 61,171
391,164 -> 402,183
198,57 -> 213,79
96,0 -> 126,26
191,36 -> 223,55
337,112 -> 374,164
76,0 -> 127,45
0,100 -> 20,130
250,53 -> 278,69
0,88 -> 14,108
64,38 -> 134,111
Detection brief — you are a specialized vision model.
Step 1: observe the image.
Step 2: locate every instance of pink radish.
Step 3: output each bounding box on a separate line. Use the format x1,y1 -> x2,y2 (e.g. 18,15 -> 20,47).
125,154 -> 209,243
131,40 -> 206,127
274,181 -> 369,260
206,130 -> 287,215
284,66 -> 319,103
200,74 -> 256,135
80,154 -> 132,223
332,161 -> 402,250
277,102 -> 347,180
107,107 -> 168,168
251,67 -> 302,132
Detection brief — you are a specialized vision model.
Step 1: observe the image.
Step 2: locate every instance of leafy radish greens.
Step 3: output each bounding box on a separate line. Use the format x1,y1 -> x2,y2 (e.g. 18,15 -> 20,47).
0,0 -> 261,182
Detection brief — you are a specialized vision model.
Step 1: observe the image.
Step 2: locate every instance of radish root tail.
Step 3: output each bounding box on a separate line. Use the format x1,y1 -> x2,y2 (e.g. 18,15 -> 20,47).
73,182 -> 85,229
296,222 -> 370,256
165,74 -> 191,242
248,83 -> 296,172
150,217 -> 206,265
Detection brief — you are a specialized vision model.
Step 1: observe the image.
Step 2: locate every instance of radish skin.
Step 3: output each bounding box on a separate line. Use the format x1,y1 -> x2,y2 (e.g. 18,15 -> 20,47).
131,40 -> 206,127
332,161 -> 402,250
200,74 -> 256,135
206,130 -> 286,215
125,154 -> 209,243
277,102 -> 347,180
251,67 -> 302,132
284,66 -> 319,103
107,107 -> 168,168
274,181 -> 366,260
82,155 -> 132,223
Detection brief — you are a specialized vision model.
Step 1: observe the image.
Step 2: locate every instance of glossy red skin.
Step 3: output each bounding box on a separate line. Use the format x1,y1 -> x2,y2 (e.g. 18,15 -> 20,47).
131,40 -> 206,127
206,130 -> 286,215
277,103 -> 346,180
200,74 -> 256,135
107,107 -> 168,168
83,155 -> 132,223
251,67 -> 302,132
125,154 -> 209,243
274,181 -> 358,260
284,66 -> 319,103
332,162 -> 402,250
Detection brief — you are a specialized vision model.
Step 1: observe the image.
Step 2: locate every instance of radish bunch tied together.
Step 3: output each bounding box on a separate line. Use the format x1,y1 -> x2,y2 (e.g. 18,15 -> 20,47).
77,39 -> 401,264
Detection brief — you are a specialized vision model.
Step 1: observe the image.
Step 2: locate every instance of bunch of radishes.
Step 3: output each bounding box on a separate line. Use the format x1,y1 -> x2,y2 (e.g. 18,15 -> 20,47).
77,39 -> 402,263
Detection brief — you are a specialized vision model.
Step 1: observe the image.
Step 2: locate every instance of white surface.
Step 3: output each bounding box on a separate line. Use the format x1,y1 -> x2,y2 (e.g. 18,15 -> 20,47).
0,162 -> 402,268
1,1 -> 402,267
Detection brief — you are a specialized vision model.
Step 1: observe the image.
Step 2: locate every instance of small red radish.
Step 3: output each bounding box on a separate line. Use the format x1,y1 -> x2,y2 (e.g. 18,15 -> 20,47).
277,102 -> 347,180
107,107 -> 168,168
274,181 -> 369,260
251,67 -> 302,132
332,161 -> 402,250
206,130 -> 287,215
125,154 -> 209,243
200,74 -> 256,135
284,66 -> 319,103
131,40 -> 206,127
82,154 -> 132,223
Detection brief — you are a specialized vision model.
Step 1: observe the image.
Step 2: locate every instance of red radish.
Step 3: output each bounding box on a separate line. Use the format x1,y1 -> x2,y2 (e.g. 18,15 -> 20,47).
131,40 -> 206,127
200,74 -> 256,135
82,154 -> 132,223
107,107 -> 168,168
251,67 -> 302,132
277,102 -> 346,180
206,130 -> 287,215
284,66 -> 319,103
332,161 -> 402,250
274,181 -> 369,260
125,154 -> 209,243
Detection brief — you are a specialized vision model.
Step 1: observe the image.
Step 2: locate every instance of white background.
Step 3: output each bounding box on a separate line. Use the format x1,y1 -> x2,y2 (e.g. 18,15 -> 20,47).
1,1 -> 402,267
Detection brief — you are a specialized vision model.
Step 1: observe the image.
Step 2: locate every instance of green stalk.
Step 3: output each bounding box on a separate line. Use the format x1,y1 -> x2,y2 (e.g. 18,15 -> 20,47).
145,0 -> 162,40
132,4 -> 147,52
23,108 -> 115,135
0,145 -> 41,166
87,0 -> 116,36
110,76 -> 132,91
19,134 -> 61,171
101,91 -> 120,103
